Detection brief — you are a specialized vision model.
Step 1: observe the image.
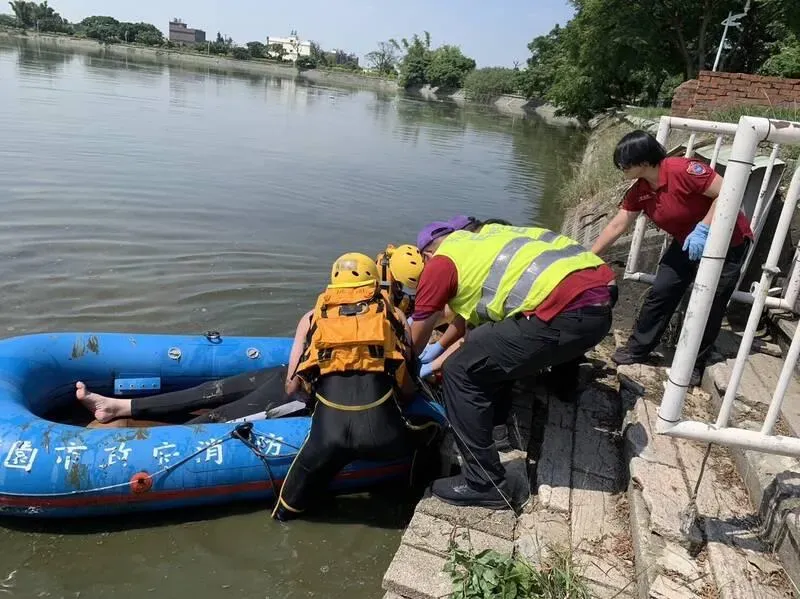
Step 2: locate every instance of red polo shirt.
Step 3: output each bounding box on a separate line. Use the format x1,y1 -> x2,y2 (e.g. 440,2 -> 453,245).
621,157 -> 752,246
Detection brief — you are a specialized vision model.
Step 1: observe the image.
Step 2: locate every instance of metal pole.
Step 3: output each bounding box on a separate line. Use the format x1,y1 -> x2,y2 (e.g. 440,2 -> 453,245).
783,244 -> 800,310
658,116 -> 769,429
762,316 -> 800,434
713,12 -> 732,72
716,163 -> 800,428
661,421 -> 800,456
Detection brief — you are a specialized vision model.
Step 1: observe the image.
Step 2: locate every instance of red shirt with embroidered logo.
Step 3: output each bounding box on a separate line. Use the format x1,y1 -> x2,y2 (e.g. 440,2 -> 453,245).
621,157 -> 753,246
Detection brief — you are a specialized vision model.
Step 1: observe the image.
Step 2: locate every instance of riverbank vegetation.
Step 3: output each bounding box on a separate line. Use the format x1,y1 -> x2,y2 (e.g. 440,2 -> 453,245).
445,542 -> 589,599
517,0 -> 800,120
4,0 -> 800,121
1,2 -> 364,74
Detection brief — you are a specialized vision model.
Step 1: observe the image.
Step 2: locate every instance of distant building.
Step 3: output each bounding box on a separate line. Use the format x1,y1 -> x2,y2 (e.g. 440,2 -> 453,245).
325,49 -> 359,67
266,32 -> 311,62
169,19 -> 206,44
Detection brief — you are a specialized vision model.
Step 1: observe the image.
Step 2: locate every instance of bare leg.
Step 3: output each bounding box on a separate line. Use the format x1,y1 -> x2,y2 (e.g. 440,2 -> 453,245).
75,382 -> 132,423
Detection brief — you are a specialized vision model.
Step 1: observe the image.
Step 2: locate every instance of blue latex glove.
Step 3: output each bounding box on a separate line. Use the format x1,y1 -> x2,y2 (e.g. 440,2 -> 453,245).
682,223 -> 710,261
419,362 -> 435,379
419,341 -> 445,364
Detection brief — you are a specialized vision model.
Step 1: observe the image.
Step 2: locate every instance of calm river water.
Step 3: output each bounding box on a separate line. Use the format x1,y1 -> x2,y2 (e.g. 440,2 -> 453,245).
0,36 -> 585,599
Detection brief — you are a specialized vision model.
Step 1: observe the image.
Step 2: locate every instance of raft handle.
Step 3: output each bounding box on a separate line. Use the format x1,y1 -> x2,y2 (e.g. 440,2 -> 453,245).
204,330 -> 222,343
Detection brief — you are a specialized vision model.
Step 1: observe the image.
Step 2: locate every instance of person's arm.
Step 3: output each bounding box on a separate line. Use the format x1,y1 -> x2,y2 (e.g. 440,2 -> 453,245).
437,315 -> 467,349
591,209 -> 639,255
285,310 -> 313,395
411,315 -> 441,357
700,173 -> 723,225
426,337 -> 465,374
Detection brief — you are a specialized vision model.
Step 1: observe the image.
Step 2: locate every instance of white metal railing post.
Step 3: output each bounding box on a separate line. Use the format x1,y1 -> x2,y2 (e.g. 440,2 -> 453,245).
783,248 -> 800,310
709,135 -> 724,169
762,318 -> 800,434
734,145 -> 782,294
716,163 -> 800,428
658,116 -> 771,430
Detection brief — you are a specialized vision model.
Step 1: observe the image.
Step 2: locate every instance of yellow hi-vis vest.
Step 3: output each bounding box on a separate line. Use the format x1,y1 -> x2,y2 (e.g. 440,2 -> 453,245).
435,224 -> 605,325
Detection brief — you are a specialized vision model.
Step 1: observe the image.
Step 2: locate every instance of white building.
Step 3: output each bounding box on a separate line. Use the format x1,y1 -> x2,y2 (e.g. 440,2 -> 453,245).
266,33 -> 312,62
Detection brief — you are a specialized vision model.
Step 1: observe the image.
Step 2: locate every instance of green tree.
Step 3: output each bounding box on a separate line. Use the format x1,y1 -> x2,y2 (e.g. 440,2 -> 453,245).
309,41 -> 328,66
425,44 -> 476,89
80,15 -> 121,42
463,67 -> 519,101
295,55 -> 317,69
246,41 -> 266,58
231,46 -> 250,60
0,12 -> 18,27
268,43 -> 286,60
365,41 -> 398,75
391,32 -> 432,87
760,34 -> 800,78
8,1 -> 34,27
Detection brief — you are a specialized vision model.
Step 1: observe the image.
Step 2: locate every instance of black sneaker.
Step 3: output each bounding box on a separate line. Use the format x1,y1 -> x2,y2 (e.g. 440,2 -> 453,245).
431,474 -> 511,510
612,346 -> 648,366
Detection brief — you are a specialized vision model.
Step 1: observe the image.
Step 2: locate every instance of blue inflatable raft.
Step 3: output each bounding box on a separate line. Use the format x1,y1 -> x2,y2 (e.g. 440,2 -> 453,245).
0,332 -> 445,518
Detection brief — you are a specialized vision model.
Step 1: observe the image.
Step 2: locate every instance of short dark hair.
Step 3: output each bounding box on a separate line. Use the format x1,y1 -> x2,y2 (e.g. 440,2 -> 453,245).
464,218 -> 512,232
613,130 -> 667,170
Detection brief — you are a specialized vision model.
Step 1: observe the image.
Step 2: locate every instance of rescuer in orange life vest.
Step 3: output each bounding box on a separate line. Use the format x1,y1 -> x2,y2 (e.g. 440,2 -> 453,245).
271,247 -> 447,521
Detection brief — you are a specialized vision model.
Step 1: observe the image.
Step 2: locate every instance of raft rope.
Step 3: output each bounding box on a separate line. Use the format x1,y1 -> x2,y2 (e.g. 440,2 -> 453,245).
415,376 -> 517,513
232,422 -> 281,493
0,428 -> 304,499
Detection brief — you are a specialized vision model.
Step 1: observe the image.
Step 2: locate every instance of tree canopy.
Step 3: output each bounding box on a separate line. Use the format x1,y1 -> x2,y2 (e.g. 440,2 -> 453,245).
388,33 -> 476,89
517,0 -> 800,120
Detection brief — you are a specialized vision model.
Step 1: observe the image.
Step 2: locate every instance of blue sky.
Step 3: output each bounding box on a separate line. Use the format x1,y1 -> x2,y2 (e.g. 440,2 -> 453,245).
49,0 -> 575,67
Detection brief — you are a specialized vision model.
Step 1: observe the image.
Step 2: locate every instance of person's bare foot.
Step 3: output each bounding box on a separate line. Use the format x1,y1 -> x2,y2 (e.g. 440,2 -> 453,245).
75,382 -> 131,423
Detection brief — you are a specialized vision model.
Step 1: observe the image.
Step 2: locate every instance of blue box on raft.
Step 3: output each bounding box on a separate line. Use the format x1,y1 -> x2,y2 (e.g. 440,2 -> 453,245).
114,376 -> 162,395
0,332 -> 445,519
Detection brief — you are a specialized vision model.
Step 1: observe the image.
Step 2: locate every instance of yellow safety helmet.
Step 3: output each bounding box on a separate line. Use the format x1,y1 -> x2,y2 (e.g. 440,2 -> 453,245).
329,252 -> 380,288
388,244 -> 424,290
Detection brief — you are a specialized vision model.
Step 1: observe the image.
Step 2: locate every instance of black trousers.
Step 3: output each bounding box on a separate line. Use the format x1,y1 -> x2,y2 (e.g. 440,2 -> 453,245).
627,239 -> 748,363
130,366 -> 299,424
275,373 -> 424,516
441,304 -> 612,490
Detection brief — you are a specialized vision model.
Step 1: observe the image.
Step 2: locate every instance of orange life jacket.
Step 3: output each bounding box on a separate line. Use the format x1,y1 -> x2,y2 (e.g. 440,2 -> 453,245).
296,283 -> 410,395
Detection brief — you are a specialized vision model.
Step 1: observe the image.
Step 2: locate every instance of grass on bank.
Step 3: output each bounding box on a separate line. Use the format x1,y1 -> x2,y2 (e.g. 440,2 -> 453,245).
624,105 -> 671,120
558,118 -> 635,210
445,542 -> 590,599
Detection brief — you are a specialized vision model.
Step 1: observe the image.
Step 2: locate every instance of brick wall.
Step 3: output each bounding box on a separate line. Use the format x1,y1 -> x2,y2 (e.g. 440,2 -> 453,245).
672,70 -> 800,117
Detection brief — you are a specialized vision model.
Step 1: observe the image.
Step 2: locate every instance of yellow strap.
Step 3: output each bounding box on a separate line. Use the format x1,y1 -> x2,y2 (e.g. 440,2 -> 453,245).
315,388 -> 394,412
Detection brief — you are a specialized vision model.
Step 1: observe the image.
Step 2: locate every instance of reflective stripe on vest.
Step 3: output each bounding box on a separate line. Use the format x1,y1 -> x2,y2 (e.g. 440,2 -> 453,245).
436,224 -> 605,324
476,239 -> 586,321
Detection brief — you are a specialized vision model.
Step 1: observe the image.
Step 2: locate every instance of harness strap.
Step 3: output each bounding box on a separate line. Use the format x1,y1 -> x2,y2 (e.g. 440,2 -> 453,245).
315,388 -> 394,412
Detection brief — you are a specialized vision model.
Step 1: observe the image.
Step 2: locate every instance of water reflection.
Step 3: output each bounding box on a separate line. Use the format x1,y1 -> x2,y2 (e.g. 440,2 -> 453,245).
0,34 -> 588,599
11,37 -> 76,75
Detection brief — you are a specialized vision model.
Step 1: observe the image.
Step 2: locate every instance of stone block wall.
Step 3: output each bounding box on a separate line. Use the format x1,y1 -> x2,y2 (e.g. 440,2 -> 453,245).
672,70 -> 800,117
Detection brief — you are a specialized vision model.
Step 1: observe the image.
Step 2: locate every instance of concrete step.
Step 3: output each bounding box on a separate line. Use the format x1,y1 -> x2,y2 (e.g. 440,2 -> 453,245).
703,353 -> 800,594
615,332 -> 795,599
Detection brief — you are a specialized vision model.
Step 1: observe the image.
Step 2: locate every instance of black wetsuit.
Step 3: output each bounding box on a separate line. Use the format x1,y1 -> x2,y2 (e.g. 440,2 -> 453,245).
129,366 -> 306,424
273,371 -> 428,520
